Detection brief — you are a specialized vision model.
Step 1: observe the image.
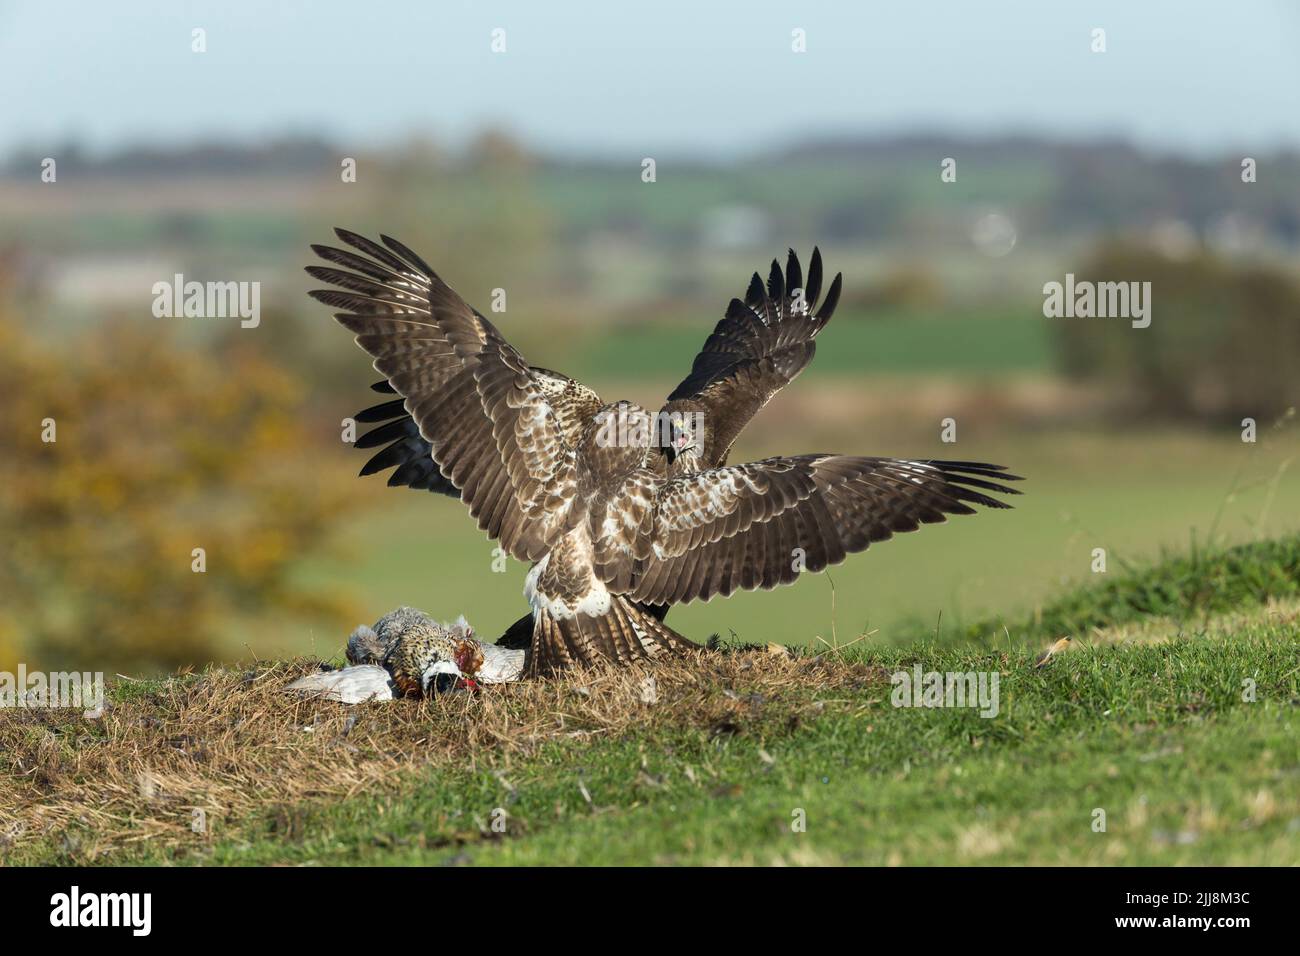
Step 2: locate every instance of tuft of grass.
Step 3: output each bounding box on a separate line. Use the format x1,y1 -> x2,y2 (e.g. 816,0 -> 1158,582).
1035,534 -> 1300,636
920,533 -> 1300,647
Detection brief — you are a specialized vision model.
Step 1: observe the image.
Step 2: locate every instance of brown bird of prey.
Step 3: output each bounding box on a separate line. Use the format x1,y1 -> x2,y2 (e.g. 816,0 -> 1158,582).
307,230 -> 1022,675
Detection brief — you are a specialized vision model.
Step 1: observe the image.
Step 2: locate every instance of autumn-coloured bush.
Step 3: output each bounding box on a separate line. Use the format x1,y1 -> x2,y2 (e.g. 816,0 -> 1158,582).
0,296 -> 360,673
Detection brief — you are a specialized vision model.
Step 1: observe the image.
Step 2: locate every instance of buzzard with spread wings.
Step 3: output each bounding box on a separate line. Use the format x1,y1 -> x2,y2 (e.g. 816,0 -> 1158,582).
308,231 -> 1021,675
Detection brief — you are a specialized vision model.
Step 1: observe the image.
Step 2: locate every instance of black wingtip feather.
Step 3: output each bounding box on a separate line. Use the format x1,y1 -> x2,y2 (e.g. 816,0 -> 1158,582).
359,448 -> 403,477
388,459 -> 429,487
332,228 -> 418,275
767,260 -> 785,310
379,234 -> 436,278
926,460 -> 1026,484
354,418 -> 412,449
354,398 -> 407,423
785,250 -> 803,301
945,473 -> 1023,496
806,248 -> 824,306
815,272 -> 842,320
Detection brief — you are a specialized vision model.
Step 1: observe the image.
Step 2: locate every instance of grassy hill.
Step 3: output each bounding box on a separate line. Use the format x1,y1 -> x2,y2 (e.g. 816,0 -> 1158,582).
4,536 -> 1298,866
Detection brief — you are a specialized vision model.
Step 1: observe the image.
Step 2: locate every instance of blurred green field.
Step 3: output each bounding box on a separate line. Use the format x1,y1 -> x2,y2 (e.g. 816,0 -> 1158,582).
528,156 -> 1064,234
572,306 -> 1053,382
266,427 -> 1300,661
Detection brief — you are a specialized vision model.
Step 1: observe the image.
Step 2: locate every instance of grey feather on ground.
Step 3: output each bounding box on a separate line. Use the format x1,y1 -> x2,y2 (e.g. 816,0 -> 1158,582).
286,664 -> 395,704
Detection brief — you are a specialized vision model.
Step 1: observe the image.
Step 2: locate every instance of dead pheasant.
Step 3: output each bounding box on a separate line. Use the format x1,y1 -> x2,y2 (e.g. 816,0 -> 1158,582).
288,607 -> 526,703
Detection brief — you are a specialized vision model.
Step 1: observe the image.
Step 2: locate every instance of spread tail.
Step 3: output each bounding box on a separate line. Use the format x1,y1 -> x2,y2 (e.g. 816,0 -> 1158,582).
529,595 -> 694,676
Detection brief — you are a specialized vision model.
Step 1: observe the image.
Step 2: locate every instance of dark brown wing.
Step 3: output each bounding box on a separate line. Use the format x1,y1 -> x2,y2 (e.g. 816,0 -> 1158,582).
617,457 -> 1021,605
353,379 -> 459,496
664,249 -> 842,466
308,229 -> 602,560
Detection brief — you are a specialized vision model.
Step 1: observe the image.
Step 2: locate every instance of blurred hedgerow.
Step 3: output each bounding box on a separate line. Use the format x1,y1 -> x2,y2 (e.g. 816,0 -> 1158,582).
1056,241 -> 1300,420
0,286 -> 362,673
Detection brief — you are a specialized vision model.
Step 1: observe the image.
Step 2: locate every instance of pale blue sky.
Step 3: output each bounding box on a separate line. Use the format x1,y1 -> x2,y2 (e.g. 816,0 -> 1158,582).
3,0 -> 1298,159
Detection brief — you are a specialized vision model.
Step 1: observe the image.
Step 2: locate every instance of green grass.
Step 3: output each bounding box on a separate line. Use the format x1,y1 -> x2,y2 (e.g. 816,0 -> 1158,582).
11,536 -> 1299,866
224,537 -> 1300,865
23,611 -> 1299,866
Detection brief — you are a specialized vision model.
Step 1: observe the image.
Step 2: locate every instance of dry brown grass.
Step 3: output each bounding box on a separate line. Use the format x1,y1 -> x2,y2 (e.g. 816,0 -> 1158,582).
0,650 -> 884,859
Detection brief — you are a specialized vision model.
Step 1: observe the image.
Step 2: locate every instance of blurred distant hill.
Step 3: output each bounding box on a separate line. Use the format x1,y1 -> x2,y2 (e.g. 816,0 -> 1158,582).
2,135 -> 342,180
5,133 -> 1299,253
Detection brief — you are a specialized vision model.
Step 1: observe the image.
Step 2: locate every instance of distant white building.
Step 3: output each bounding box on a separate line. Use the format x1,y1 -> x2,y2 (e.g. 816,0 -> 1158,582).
46,255 -> 181,307
700,204 -> 770,251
